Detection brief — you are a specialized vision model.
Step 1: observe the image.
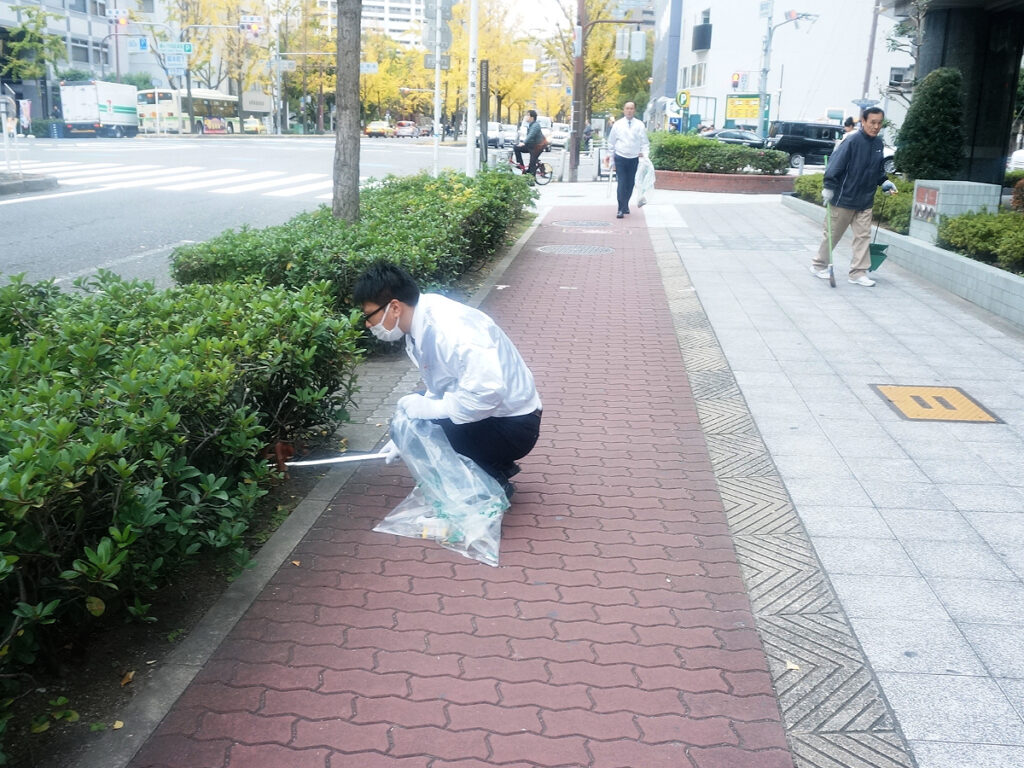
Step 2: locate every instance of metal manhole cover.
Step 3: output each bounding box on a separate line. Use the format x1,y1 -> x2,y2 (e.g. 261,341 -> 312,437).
537,244 -> 615,255
551,220 -> 612,228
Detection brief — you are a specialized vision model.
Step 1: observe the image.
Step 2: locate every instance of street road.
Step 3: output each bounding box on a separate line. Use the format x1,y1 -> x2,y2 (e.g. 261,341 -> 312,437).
1,136 -> 471,288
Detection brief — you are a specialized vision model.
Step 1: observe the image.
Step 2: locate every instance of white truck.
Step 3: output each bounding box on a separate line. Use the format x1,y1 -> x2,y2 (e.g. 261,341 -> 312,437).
59,80 -> 139,138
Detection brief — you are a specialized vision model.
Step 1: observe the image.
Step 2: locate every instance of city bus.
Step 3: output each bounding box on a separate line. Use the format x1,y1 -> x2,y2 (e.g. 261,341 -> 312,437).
136,88 -> 241,134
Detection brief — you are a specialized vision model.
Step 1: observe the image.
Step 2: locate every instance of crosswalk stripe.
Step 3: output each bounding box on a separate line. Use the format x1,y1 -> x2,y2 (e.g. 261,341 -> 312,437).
158,170 -> 286,191
101,167 -> 239,190
19,161 -> 87,171
265,179 -> 335,197
45,164 -> 133,178
210,172 -> 325,194
63,166 -> 182,185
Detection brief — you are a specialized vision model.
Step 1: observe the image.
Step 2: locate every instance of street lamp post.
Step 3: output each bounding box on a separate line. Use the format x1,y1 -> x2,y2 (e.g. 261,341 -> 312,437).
758,4 -> 815,138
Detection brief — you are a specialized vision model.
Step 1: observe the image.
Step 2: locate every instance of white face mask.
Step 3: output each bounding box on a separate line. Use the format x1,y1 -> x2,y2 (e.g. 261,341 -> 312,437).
369,302 -> 404,342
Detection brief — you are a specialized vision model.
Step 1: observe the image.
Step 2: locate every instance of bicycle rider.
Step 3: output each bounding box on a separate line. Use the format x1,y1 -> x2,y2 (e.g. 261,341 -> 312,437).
513,110 -> 545,178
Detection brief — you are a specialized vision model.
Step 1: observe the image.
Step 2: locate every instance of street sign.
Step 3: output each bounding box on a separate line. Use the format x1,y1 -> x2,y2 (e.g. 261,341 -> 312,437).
422,24 -> 452,51
424,54 -> 451,70
168,68 -> 185,77
725,94 -> 760,120
165,54 -> 186,67
127,37 -> 149,53
676,90 -> 690,108
158,42 -> 193,54
359,62 -> 379,74
423,0 -> 453,20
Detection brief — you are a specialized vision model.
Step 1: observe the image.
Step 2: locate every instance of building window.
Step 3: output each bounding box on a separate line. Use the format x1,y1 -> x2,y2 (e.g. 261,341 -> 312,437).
89,0 -> 106,17
68,0 -> 86,12
140,0 -> 154,11
701,8 -> 710,23
70,38 -> 90,64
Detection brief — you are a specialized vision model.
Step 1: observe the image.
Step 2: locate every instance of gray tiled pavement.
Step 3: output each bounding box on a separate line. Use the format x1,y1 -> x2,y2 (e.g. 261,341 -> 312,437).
538,179 -> 1024,768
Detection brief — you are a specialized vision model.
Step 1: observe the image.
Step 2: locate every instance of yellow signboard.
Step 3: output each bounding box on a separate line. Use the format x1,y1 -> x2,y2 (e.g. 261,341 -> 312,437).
725,95 -> 760,120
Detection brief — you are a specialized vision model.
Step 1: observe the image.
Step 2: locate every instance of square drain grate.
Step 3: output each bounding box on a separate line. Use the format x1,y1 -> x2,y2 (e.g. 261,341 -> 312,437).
871,385 -> 1002,423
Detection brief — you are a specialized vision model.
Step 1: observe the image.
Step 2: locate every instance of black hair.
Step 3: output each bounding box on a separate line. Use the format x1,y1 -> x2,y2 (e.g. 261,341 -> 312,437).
352,261 -> 420,307
861,106 -> 885,121
844,116 -> 855,128
527,109 -> 537,120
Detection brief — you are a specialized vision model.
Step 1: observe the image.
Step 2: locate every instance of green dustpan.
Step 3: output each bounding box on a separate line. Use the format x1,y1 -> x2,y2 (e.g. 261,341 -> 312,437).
869,242 -> 888,272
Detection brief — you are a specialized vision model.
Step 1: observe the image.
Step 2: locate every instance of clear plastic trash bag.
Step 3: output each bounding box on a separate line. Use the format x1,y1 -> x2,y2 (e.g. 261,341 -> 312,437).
636,155 -> 655,205
373,411 -> 509,567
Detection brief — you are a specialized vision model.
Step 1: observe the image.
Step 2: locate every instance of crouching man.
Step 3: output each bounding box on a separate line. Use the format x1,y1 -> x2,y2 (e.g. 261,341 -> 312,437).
353,262 -> 542,497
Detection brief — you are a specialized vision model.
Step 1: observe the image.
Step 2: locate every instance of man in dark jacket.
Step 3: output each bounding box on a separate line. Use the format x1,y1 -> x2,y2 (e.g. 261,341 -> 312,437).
513,110 -> 544,177
812,107 -> 897,287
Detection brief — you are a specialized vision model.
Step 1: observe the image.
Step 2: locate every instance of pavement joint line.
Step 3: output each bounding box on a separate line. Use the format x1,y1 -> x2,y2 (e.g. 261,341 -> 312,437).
650,225 -> 918,768
77,204 -> 548,768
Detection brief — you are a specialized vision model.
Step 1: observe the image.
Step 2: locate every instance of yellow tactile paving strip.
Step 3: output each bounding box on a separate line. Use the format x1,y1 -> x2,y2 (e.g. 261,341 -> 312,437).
872,385 -> 1002,423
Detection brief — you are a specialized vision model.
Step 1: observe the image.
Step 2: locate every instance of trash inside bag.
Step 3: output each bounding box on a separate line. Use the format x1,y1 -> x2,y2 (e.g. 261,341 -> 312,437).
636,155 -> 655,205
373,411 -> 509,567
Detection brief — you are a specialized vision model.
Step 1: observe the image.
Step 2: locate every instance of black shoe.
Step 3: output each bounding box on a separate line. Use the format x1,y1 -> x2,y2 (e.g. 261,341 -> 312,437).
501,481 -> 516,499
616,211 -> 624,219
623,208 -> 630,214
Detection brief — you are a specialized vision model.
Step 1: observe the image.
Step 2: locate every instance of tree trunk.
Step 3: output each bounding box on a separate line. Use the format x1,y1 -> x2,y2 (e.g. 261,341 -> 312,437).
333,0 -> 361,222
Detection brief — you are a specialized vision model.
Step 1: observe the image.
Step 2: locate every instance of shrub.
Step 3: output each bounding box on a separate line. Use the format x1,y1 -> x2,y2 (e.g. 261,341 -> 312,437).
936,210 -> 1014,263
894,67 -> 965,179
1005,170 -> 1024,188
170,168 -> 535,301
1013,178 -> 1024,212
649,132 -> 789,175
0,273 -> 363,731
793,173 -> 823,203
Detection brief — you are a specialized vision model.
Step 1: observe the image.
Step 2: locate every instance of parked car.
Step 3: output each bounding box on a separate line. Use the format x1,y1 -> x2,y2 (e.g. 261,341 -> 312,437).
883,145 -> 896,174
702,128 -> 764,148
243,116 -> 266,134
548,122 -> 571,148
395,120 -> 418,138
365,120 -> 394,137
764,120 -> 845,167
475,121 -> 505,148
499,123 -> 518,146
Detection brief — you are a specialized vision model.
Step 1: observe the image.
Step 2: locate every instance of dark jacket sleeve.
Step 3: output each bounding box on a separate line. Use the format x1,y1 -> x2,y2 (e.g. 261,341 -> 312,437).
525,122 -> 543,150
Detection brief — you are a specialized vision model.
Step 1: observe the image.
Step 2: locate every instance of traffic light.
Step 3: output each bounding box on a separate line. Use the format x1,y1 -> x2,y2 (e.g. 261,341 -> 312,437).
731,72 -> 740,90
117,15 -> 128,25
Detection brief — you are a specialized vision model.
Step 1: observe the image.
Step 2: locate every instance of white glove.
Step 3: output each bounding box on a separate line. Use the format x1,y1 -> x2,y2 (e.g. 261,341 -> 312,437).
881,180 -> 897,194
398,393 -> 449,421
821,188 -> 834,204
381,439 -> 400,465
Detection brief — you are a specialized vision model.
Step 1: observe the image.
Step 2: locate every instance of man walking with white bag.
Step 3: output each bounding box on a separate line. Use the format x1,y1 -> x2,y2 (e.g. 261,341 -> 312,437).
607,101 -> 649,219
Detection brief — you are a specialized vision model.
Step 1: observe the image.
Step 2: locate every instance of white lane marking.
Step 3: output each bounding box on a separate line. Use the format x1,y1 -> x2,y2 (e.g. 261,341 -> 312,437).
264,178 -> 335,197
42,164 -> 134,177
62,166 -> 180,185
101,167 -> 238,190
157,170 -> 286,191
210,172 -> 325,194
0,187 -> 104,206
52,240 -> 196,285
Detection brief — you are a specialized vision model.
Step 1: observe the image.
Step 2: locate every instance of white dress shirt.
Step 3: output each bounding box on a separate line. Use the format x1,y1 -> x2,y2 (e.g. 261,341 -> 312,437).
405,293 -> 542,424
608,117 -> 650,159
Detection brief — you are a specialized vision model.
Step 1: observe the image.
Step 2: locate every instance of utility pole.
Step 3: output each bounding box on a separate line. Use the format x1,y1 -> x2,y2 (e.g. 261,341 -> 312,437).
465,0 -> 478,176
758,4 -> 815,137
862,0 -> 882,100
570,0 -> 585,183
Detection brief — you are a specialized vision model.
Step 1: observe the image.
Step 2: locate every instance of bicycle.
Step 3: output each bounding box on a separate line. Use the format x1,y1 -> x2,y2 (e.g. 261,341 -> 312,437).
500,148 -> 552,185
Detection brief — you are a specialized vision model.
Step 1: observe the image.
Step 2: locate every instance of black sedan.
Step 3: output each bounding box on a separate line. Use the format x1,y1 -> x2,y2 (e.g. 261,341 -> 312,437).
702,129 -> 765,148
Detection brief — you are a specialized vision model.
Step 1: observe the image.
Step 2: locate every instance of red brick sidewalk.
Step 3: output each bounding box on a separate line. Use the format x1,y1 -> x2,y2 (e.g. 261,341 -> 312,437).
129,207 -> 794,768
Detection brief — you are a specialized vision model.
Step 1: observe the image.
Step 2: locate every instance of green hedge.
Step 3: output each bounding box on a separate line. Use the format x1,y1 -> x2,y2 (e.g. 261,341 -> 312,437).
171,168 -> 536,298
1005,170 -> 1024,188
937,210 -> 1024,273
792,172 -> 913,234
649,132 -> 790,175
0,273 -> 363,743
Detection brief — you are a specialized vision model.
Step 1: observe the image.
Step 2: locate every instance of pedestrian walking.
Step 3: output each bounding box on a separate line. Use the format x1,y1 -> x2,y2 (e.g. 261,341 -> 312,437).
812,107 -> 897,287
607,101 -> 649,219
353,262 -> 543,498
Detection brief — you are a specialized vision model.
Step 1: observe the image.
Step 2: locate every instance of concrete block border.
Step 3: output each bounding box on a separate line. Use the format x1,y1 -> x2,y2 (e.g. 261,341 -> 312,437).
782,194 -> 1024,333
656,169 -> 795,194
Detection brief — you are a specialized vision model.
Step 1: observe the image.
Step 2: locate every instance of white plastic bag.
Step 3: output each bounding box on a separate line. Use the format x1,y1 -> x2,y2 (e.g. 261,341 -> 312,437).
636,155 -> 655,206
373,411 -> 509,566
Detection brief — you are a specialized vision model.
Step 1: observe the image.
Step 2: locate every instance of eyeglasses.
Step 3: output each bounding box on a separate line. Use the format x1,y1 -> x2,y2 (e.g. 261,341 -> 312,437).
361,302 -> 390,325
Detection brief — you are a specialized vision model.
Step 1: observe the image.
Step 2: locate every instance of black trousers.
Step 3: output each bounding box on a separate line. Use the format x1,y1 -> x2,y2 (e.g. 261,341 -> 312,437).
614,154 -> 639,213
438,410 -> 542,482
513,145 -> 541,175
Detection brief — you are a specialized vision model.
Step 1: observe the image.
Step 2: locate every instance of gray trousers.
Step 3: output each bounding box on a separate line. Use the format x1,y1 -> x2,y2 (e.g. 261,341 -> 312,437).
814,205 -> 873,278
